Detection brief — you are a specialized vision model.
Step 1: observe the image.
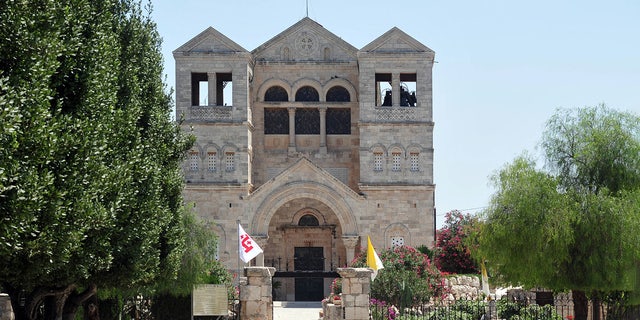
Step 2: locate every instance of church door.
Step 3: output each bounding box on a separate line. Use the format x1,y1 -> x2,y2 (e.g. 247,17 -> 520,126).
294,247 -> 324,301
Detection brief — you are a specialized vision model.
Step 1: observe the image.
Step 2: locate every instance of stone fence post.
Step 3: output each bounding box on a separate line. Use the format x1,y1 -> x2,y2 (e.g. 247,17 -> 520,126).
337,268 -> 372,320
0,294 -> 14,320
239,267 -> 276,320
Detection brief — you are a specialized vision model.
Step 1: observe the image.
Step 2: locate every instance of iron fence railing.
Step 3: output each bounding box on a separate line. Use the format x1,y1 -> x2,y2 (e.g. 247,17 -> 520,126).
369,297 -> 640,320
266,256 -> 346,272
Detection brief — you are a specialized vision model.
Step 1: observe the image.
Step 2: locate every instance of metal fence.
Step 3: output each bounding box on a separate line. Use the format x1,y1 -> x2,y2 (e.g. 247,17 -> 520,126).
369,297 -> 640,320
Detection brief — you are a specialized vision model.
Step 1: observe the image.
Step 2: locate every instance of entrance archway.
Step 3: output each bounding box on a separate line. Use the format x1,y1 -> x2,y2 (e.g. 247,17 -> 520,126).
252,181 -> 360,301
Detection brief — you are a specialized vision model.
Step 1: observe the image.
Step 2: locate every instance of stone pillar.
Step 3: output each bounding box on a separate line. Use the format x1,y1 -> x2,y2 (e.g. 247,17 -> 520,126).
0,293 -> 14,320
288,107 -> 296,152
240,267 -> 276,320
338,268 -> 372,320
342,236 -> 360,265
319,106 -> 327,152
391,73 -> 400,107
207,72 -> 217,106
253,236 -> 268,267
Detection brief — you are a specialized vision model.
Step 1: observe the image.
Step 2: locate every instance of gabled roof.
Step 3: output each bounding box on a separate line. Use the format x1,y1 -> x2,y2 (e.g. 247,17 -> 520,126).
246,157 -> 362,200
173,26 -> 248,54
251,17 -> 358,58
360,27 -> 434,54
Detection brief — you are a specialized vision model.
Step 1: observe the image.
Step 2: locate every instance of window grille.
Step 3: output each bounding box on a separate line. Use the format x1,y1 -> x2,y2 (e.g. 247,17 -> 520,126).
391,236 -> 405,248
295,86 -> 319,102
326,86 -> 350,102
410,152 -> 419,172
264,108 -> 289,134
392,152 -> 401,172
326,108 -> 350,134
207,152 -> 217,172
374,152 -> 383,172
189,152 -> 199,171
225,152 -> 235,171
264,86 -> 288,102
295,108 -> 320,134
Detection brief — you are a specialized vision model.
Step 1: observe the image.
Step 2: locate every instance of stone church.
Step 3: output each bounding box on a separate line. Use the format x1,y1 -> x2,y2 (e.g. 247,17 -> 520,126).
174,17 -> 436,301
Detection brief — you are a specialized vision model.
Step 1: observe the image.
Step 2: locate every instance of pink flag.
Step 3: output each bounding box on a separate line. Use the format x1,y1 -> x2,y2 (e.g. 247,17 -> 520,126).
238,223 -> 263,263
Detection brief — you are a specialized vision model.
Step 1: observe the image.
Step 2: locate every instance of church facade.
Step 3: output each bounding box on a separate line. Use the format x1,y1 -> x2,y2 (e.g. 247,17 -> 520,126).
174,17 -> 436,301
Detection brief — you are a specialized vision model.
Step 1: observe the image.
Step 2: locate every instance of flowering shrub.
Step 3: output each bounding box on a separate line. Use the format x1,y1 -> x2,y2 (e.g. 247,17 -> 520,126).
330,277 -> 342,295
352,246 -> 448,307
370,298 -> 397,320
426,299 -> 487,320
435,210 -> 480,274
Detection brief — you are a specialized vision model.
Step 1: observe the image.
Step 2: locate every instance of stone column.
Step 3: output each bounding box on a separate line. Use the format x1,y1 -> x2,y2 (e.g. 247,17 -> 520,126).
207,72 -> 217,106
342,236 -> 360,265
253,236 -> 268,267
338,268 -> 372,320
319,106 -> 327,153
288,107 -> 296,152
240,267 -> 276,320
0,293 -> 14,320
391,73 -> 400,107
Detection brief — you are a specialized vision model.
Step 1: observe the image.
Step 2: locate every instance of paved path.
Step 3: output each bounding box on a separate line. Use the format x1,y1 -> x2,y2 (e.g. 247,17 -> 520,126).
273,301 -> 322,320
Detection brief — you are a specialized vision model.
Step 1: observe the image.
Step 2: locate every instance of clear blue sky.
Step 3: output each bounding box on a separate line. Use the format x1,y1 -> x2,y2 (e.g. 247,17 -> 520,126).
151,1 -> 640,228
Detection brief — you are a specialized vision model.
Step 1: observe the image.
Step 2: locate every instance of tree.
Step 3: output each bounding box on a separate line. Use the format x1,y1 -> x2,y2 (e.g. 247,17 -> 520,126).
479,105 -> 640,320
435,210 -> 480,274
0,1 -> 195,319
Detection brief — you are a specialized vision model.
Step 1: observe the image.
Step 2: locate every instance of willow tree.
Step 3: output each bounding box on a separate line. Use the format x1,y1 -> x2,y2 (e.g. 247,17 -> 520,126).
479,105 -> 640,320
0,1 -> 195,319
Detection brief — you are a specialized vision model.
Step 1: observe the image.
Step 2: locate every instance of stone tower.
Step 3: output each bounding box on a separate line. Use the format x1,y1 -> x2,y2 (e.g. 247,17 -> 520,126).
174,17 -> 435,301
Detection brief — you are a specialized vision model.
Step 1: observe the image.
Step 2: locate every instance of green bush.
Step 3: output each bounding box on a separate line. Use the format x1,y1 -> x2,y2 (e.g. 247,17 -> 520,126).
496,299 -> 522,319
496,299 -> 563,320
518,304 -> 563,320
426,308 -> 476,320
450,300 -> 487,319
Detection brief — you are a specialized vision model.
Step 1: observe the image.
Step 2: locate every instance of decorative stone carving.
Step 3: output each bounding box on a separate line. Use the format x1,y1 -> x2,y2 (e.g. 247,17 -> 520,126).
295,31 -> 317,56
374,107 -> 417,122
190,106 -> 233,121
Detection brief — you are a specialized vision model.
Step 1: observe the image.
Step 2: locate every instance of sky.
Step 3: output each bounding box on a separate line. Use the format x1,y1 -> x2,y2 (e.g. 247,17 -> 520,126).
150,1 -> 640,228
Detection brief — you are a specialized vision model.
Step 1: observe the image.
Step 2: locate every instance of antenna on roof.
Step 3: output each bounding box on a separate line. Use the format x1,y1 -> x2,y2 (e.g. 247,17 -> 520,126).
306,0 -> 309,17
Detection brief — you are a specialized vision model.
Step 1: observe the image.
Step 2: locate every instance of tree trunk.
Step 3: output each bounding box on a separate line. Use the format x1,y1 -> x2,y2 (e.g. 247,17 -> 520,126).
62,284 -> 98,320
82,292 -> 100,320
573,290 -> 589,320
3,284 -> 97,320
591,295 -> 601,320
622,305 -> 640,320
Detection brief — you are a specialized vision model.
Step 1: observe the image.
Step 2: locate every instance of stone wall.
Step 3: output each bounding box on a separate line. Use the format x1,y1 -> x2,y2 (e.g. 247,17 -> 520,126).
443,275 -> 482,301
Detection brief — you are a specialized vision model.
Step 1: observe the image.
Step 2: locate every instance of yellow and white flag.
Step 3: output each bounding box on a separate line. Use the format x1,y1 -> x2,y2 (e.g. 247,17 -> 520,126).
367,236 -> 384,280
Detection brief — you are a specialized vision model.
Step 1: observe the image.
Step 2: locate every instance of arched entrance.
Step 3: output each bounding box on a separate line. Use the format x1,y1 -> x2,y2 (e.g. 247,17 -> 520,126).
252,181 -> 359,301
264,199 -> 344,301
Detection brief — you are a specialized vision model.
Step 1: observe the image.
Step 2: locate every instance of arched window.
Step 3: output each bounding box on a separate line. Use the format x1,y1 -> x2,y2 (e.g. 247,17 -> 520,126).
373,151 -> 384,172
298,214 -> 319,226
326,86 -> 350,102
264,86 -> 288,102
295,86 -> 319,102
391,150 -> 402,172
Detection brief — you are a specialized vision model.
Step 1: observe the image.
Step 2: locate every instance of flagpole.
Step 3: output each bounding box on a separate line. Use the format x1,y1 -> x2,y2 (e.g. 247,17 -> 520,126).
236,219 -> 241,285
